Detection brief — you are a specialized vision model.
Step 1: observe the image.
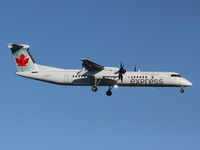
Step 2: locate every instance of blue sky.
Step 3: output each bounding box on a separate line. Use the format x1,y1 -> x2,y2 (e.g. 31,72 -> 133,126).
1,0 -> 200,149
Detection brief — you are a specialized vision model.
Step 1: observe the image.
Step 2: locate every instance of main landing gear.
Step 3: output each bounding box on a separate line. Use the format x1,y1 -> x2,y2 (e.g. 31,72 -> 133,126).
92,86 -> 98,92
91,85 -> 114,96
91,78 -> 115,96
106,90 -> 112,96
106,86 -> 114,96
91,78 -> 101,92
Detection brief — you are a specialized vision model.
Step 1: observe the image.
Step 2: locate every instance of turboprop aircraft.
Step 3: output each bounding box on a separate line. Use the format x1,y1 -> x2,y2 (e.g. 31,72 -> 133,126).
8,43 -> 192,96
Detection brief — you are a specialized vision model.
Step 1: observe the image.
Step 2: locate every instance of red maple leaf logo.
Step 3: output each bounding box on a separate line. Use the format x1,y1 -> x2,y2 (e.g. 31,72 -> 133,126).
15,54 -> 29,66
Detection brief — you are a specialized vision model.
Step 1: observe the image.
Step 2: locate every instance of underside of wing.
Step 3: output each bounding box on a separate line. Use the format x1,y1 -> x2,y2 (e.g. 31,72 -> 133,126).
80,58 -> 104,71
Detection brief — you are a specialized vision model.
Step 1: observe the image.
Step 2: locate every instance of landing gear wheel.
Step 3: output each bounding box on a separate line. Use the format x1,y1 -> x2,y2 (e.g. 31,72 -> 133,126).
92,86 -> 98,92
106,90 -> 112,96
180,88 -> 184,93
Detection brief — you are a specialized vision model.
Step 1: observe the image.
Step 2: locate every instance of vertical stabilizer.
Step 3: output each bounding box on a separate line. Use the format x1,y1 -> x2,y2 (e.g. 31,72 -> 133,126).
8,43 -> 38,72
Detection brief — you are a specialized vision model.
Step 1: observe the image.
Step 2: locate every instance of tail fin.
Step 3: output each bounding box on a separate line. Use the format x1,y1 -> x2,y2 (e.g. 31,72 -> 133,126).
8,43 -> 38,72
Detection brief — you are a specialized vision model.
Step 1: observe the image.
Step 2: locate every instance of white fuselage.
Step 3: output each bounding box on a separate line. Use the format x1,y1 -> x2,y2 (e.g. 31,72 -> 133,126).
16,65 -> 192,88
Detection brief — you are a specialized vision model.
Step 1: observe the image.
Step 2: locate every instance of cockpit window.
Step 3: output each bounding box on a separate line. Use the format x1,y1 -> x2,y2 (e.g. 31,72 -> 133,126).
171,74 -> 181,77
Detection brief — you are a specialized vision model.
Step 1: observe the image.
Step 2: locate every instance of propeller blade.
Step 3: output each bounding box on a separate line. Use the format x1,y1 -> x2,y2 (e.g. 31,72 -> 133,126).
118,61 -> 126,82
118,73 -> 123,82
120,61 -> 122,68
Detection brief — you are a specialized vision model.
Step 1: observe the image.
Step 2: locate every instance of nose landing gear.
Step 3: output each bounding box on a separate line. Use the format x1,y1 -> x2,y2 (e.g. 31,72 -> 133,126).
180,87 -> 184,93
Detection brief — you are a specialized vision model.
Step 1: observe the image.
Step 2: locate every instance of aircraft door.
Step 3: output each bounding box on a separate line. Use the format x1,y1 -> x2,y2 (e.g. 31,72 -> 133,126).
64,73 -> 70,83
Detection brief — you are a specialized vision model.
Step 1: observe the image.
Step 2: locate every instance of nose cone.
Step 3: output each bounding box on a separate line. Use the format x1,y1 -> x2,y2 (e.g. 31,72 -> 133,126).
187,81 -> 192,87
182,79 -> 192,87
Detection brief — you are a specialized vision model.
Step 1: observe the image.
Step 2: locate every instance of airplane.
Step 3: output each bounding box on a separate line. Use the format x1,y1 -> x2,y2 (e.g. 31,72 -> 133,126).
8,43 -> 192,96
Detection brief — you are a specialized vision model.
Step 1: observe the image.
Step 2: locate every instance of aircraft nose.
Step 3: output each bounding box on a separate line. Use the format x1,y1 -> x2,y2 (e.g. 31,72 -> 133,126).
182,79 -> 192,87
187,81 -> 192,87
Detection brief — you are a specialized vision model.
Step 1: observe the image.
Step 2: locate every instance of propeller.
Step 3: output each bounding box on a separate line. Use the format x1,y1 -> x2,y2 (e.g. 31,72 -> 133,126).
118,61 -> 126,82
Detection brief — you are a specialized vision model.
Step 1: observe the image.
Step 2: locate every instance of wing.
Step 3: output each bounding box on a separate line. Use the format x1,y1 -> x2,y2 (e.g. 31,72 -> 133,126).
80,58 -> 104,71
